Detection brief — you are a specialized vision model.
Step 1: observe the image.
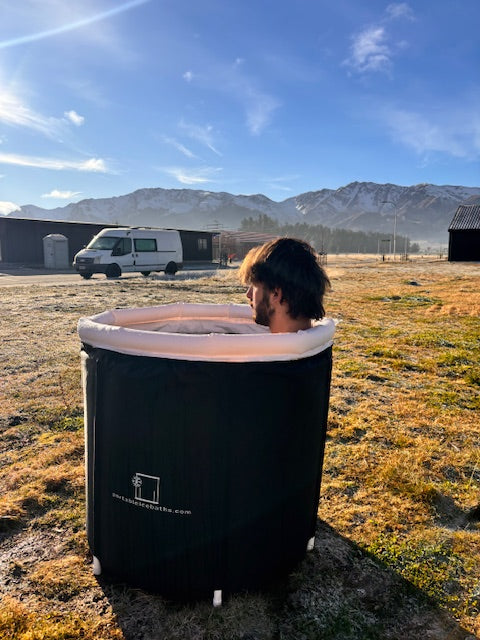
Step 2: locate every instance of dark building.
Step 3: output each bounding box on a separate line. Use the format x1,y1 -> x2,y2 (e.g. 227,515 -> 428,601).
177,229 -> 214,263
448,205 -> 480,262
0,217 -> 214,266
0,217 -> 115,265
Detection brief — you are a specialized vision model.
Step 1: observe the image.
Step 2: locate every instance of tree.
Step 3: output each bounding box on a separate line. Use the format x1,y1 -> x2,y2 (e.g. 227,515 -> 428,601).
238,217 -> 419,254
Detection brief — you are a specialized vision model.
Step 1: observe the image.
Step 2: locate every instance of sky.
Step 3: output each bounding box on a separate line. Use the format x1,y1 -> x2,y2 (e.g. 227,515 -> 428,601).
0,0 -> 479,214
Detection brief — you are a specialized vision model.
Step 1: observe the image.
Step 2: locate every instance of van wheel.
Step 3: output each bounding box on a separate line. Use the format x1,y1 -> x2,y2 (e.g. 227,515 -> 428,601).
80,272 -> 93,280
141,271 -> 151,277
165,261 -> 178,275
106,264 -> 121,278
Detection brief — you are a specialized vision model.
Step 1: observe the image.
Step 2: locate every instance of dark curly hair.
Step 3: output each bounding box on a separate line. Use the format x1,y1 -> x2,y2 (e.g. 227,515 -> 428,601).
239,237 -> 330,319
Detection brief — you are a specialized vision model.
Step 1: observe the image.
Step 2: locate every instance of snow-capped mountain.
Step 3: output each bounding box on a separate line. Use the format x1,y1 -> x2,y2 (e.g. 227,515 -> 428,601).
14,189 -> 301,228
9,182 -> 480,242
286,182 -> 480,241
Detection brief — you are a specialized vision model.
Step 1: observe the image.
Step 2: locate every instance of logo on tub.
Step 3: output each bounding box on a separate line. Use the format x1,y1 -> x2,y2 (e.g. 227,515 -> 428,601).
131,472 -> 160,504
111,473 -> 192,516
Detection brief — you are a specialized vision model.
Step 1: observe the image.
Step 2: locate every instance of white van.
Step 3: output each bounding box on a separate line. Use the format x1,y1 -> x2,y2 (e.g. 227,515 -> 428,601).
73,227 -> 183,279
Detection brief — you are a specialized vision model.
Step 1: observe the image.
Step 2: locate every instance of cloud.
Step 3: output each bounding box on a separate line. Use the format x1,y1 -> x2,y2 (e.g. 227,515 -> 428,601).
162,136 -> 197,158
41,189 -> 82,199
64,110 -> 85,126
268,174 -> 301,183
0,0 -> 150,50
267,183 -> 293,193
183,71 -> 194,82
265,174 -> 300,192
385,3 -> 415,21
0,89 -> 64,138
344,4 -> 414,74
0,201 -> 20,215
345,26 -> 391,73
162,166 -> 222,185
244,90 -> 281,136
79,157 -> 109,172
179,121 -> 222,156
223,65 -> 281,135
181,54 -> 280,136
67,80 -> 109,109
0,152 -> 110,172
382,106 -> 480,159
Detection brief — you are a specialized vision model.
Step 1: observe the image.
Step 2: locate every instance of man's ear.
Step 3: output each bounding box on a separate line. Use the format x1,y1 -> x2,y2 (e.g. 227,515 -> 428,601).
271,287 -> 284,304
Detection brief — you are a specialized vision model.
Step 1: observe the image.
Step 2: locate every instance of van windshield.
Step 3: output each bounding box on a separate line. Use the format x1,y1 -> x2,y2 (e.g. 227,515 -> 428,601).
87,236 -> 122,250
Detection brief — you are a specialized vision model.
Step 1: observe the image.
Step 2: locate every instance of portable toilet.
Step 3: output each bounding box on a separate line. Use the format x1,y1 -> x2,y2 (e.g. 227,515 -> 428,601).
43,234 -> 69,269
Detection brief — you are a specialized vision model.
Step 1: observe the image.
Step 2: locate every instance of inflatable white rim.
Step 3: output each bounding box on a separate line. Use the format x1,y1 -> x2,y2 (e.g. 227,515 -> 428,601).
78,303 -> 335,363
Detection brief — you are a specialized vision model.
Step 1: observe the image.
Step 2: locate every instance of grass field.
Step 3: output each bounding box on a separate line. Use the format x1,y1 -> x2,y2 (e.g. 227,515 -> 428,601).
0,256 -> 479,640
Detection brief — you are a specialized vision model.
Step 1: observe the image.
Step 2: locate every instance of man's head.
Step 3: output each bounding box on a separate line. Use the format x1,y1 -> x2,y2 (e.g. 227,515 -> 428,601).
239,237 -> 330,333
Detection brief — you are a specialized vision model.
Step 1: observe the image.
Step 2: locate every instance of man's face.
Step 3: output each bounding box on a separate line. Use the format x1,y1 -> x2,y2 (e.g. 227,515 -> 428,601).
246,282 -> 274,327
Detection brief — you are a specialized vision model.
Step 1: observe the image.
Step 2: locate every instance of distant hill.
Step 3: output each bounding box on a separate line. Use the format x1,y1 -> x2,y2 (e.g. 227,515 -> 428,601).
9,182 -> 480,243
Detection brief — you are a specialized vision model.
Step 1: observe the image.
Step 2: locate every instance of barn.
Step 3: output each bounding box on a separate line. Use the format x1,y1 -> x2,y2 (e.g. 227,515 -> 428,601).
448,204 -> 480,262
0,217 -> 215,266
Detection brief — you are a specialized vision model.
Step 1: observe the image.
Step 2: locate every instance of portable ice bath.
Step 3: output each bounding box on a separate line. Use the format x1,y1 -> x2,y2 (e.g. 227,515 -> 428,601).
78,303 -> 334,602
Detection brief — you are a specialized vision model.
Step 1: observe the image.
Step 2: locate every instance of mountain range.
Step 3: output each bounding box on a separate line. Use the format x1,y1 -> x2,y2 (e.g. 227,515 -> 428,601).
9,182 -> 480,244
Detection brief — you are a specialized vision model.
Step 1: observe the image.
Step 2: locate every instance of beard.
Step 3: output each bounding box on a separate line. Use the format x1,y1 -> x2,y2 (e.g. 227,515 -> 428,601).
253,289 -> 274,327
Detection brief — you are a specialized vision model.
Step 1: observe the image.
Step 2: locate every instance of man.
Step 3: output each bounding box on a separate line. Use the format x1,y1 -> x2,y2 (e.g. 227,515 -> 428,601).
238,237 -> 330,333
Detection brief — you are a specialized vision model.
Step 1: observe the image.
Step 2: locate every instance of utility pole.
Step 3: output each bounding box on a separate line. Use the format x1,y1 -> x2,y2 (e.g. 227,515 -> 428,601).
382,200 -> 397,261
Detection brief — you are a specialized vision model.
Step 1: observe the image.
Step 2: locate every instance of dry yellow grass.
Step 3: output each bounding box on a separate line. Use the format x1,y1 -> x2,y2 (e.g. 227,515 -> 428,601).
0,256 -> 479,639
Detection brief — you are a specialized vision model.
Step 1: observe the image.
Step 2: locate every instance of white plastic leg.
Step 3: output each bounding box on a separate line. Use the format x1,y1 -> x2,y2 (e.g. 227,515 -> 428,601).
307,537 -> 315,551
92,556 -> 102,576
213,589 -> 222,607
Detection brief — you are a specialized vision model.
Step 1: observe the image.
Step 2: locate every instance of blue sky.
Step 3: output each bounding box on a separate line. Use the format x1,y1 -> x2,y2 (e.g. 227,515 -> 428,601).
1,0 -> 479,214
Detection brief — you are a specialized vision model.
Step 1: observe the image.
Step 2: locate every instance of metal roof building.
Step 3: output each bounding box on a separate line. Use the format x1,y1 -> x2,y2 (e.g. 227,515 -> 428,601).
448,204 -> 480,261
0,217 -> 214,267
0,217 -> 116,265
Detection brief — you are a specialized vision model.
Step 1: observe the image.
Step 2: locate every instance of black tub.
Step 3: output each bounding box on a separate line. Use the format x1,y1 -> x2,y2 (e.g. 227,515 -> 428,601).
78,303 -> 335,603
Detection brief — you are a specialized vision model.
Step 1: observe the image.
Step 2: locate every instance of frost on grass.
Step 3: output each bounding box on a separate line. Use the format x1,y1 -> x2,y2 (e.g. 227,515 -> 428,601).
0,258 -> 479,639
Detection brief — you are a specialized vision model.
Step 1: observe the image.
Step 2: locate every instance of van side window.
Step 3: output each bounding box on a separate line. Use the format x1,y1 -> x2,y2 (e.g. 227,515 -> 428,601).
112,238 -> 132,256
198,238 -> 208,251
134,238 -> 157,252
